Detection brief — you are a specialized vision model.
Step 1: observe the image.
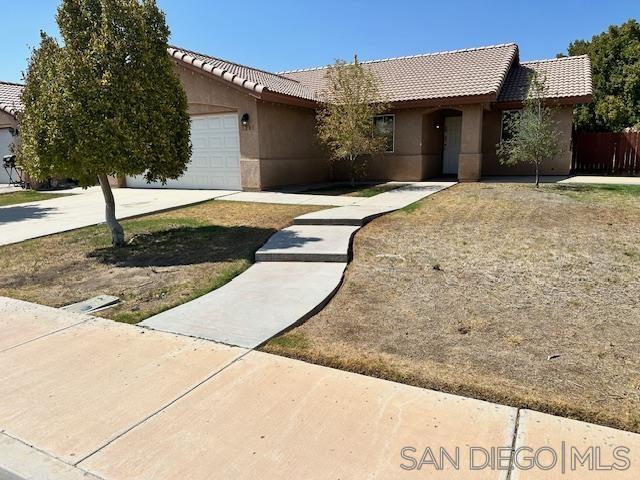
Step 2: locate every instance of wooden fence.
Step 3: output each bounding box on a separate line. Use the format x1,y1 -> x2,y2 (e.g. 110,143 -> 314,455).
572,132 -> 640,175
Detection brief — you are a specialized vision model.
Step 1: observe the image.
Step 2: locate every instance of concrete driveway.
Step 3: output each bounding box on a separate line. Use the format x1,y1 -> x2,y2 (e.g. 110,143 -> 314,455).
0,187 -> 237,246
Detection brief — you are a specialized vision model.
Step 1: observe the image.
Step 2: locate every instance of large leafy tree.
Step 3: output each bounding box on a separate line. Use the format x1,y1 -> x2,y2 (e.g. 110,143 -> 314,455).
497,73 -> 561,188
316,56 -> 390,184
567,19 -> 640,132
19,0 -> 191,246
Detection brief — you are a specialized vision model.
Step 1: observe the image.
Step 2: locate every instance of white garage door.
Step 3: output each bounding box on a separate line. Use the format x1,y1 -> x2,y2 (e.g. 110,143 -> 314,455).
0,128 -> 15,184
127,113 -> 241,190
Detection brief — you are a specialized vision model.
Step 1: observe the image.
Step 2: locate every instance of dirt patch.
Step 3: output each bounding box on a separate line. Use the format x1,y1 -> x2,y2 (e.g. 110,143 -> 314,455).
0,200 -> 320,323
263,183 -> 640,433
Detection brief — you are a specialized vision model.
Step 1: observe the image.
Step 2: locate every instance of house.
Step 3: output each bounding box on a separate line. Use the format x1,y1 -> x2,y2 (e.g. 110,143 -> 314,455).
125,43 -> 590,190
0,81 -> 23,184
4,43 -> 593,191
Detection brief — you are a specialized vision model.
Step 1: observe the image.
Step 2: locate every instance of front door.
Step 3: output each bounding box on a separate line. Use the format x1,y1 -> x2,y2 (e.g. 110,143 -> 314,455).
442,116 -> 462,175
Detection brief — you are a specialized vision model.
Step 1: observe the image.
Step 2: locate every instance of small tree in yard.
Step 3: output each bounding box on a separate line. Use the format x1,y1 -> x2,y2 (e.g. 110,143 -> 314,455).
316,56 -> 390,184
497,72 -> 560,188
19,0 -> 191,246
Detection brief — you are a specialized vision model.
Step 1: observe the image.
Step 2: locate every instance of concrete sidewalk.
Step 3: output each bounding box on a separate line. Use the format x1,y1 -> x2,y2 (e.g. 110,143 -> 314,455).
0,187 -> 237,246
1,297 -> 639,479
559,175 -> 640,186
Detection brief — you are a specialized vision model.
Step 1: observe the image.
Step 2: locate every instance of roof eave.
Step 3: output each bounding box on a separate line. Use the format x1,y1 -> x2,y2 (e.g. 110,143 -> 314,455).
260,90 -> 318,108
168,47 -> 266,96
0,104 -> 19,119
390,92 -> 497,109
495,94 -> 593,109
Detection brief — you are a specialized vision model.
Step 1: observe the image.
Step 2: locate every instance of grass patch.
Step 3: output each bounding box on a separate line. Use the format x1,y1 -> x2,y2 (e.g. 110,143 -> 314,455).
303,182 -> 401,197
262,182 -> 640,433
0,190 -> 71,206
550,183 -> 640,202
0,200 -> 321,323
399,201 -> 421,214
266,331 -> 311,352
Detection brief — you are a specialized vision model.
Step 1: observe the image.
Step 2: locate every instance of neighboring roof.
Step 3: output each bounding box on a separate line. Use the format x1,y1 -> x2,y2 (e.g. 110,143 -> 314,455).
168,46 -> 317,101
281,44 -> 519,103
0,81 -> 23,118
498,55 -> 593,103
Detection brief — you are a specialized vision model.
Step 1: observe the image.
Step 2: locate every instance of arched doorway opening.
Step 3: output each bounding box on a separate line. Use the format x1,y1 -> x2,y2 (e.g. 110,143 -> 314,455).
422,109 -> 463,178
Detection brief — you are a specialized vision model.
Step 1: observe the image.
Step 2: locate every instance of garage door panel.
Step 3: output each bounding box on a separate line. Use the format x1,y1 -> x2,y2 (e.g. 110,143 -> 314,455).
126,113 -> 241,190
207,137 -> 224,149
224,155 -> 239,168
222,116 -> 237,129
223,136 -> 239,149
208,155 -> 225,168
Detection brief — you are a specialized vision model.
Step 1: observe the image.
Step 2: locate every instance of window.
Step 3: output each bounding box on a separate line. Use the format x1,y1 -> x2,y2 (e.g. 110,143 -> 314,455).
500,109 -> 522,142
374,115 -> 395,153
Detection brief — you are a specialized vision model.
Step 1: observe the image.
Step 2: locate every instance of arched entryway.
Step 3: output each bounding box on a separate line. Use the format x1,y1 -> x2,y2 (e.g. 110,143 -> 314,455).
422,109 -> 463,178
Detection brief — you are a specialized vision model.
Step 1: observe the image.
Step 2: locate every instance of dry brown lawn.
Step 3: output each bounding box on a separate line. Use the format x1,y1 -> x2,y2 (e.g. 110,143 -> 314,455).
0,200 -> 319,324
263,183 -> 640,433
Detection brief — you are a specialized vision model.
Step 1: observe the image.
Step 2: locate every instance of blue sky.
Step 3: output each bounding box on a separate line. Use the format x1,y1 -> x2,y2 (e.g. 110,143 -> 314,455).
2,0 -> 638,83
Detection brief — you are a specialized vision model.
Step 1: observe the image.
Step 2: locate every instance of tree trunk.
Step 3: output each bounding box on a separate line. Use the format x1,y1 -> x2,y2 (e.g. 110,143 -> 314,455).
535,162 -> 540,188
97,174 -> 125,247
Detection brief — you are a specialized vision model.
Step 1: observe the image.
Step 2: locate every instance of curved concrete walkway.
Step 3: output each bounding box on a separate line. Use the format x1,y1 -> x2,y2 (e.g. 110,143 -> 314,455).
141,181 -> 456,348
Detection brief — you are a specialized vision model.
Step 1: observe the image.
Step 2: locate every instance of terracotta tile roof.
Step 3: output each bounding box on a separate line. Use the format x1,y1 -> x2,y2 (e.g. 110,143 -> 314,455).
0,81 -> 23,118
498,55 -> 592,103
281,44 -> 519,103
168,46 -> 317,100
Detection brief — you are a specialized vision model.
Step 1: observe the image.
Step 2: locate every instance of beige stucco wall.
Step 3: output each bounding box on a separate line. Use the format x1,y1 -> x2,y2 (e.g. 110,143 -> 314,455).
345,108 -> 446,182
256,101 -> 328,189
482,106 -> 574,176
352,103 -> 574,181
0,111 -> 18,130
347,105 -> 483,182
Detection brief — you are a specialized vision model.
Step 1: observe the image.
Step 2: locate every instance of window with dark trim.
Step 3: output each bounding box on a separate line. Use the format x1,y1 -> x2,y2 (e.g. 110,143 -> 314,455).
374,114 -> 395,153
500,109 -> 522,142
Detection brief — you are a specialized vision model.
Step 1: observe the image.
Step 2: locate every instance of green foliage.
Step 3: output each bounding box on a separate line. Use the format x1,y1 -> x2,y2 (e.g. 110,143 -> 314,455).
18,0 -> 191,186
568,19 -> 640,132
316,56 -> 390,182
497,73 -> 561,187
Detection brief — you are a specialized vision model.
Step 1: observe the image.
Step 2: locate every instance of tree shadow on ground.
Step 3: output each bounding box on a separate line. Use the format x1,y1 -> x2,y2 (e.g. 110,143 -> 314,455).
0,205 -> 56,225
88,225 -> 277,268
260,228 -> 323,250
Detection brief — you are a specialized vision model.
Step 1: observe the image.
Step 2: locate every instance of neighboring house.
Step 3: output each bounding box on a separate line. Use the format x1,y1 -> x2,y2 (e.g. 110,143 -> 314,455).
0,81 -> 23,184
4,43 -> 593,191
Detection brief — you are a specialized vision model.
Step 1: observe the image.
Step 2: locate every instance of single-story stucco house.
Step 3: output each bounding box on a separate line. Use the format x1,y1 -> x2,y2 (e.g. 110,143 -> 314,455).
144,42 -> 591,191
1,42 -> 592,190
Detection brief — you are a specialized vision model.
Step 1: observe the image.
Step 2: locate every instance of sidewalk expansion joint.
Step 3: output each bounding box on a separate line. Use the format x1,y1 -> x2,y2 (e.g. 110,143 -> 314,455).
73,348 -> 252,467
505,408 -> 521,480
0,320 -> 89,355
